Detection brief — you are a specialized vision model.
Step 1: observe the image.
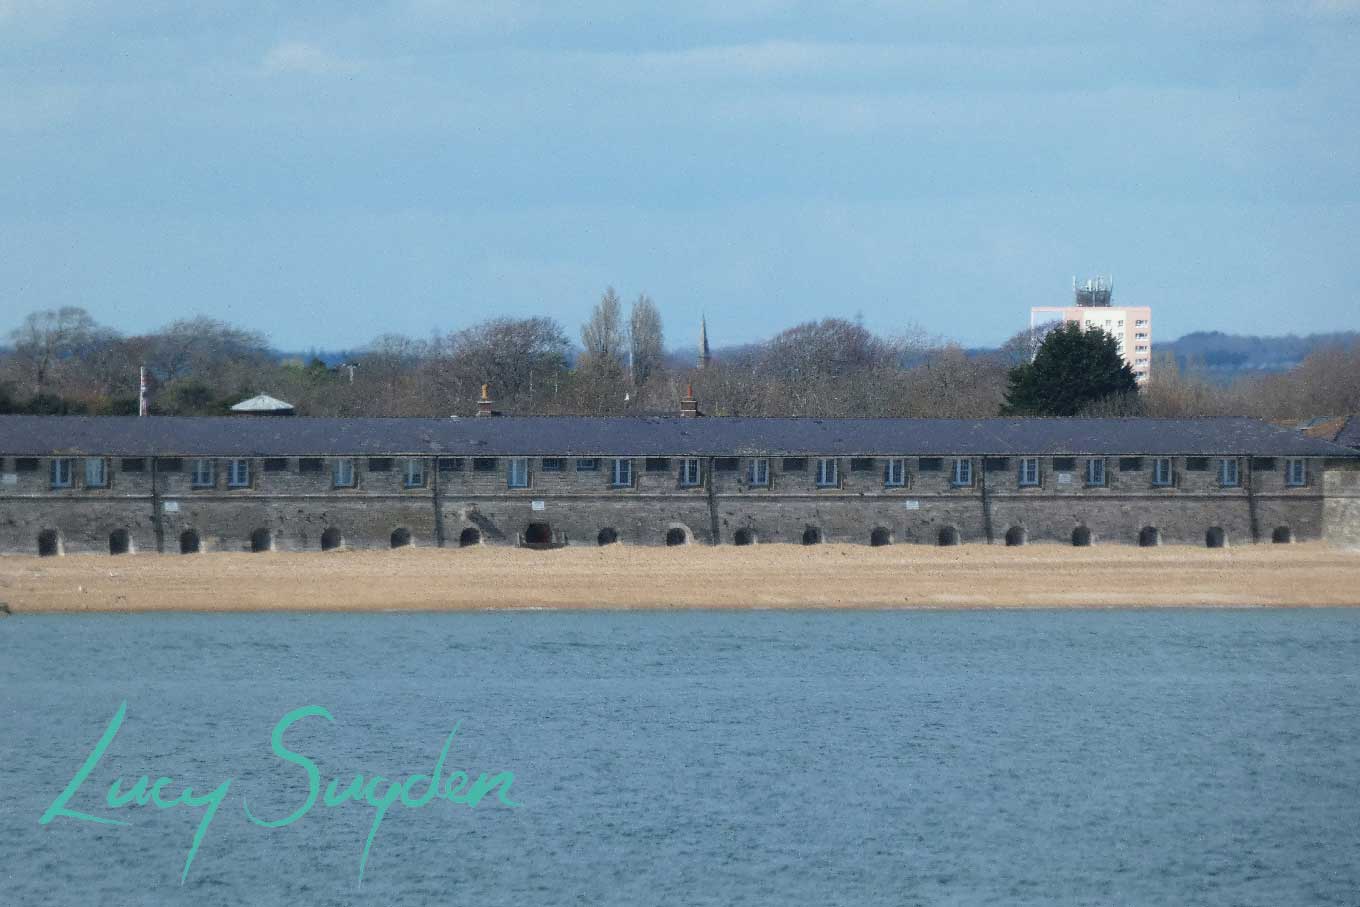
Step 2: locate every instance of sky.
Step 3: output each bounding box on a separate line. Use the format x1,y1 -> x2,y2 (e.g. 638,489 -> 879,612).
2,1 -> 1359,353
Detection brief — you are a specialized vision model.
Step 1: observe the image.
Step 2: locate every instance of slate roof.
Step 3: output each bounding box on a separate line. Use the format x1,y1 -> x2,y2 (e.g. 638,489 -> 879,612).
0,415 -> 1355,458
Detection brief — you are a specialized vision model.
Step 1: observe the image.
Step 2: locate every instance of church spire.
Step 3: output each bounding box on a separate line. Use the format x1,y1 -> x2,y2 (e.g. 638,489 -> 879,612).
698,315 -> 712,369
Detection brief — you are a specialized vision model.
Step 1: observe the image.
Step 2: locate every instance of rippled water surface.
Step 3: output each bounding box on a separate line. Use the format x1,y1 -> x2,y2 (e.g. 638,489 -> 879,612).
2,608 -> 1359,906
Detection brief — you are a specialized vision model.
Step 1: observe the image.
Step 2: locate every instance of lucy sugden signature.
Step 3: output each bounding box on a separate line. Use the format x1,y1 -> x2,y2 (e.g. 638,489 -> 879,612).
39,702 -> 521,882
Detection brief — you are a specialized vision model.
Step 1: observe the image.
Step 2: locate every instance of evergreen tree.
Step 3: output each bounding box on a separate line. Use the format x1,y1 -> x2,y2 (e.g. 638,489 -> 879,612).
1002,322 -> 1139,416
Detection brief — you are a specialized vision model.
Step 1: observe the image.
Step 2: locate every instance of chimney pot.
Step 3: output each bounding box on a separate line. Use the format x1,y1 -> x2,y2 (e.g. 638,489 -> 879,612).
477,383 -> 496,417
680,384 -> 700,418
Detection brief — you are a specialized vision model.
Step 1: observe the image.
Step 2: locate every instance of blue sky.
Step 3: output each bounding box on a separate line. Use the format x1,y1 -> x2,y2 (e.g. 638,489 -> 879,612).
3,1 -> 1358,352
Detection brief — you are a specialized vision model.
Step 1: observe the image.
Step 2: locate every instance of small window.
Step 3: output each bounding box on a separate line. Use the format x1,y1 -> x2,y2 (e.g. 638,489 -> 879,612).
884,458 -> 907,487
679,458 -> 702,487
50,458 -> 74,488
121,458 -> 146,472
472,457 -> 497,472
815,458 -> 839,487
15,457 -> 39,472
540,457 -> 563,472
333,458 -> 356,488
1085,458 -> 1106,486
404,458 -> 427,488
508,457 -> 530,488
645,457 -> 671,472
1018,457 -> 1040,487
1285,458 -> 1308,487
438,457 -> 464,472
714,457 -> 740,472
984,457 -> 1009,473
1119,457 -> 1143,472
191,458 -> 215,488
263,458 -> 289,473
1051,457 -> 1076,473
611,458 -> 633,487
156,457 -> 182,472
748,458 -> 770,486
298,458 -> 324,474
918,457 -> 943,472
1251,457 -> 1276,471
1152,458 -> 1174,486
84,458 -> 108,488
576,458 -> 599,472
227,459 -> 251,488
951,458 -> 973,487
1185,457 -> 1209,471
1217,458 -> 1240,488
368,457 -> 393,472
782,457 -> 807,472
850,457 -> 875,472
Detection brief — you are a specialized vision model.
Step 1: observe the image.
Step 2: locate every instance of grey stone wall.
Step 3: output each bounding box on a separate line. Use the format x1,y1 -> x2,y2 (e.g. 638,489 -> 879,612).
0,453 -> 1352,554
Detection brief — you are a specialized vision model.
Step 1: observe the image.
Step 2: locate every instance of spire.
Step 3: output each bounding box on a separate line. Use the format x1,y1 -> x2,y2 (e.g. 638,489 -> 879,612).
698,315 -> 712,369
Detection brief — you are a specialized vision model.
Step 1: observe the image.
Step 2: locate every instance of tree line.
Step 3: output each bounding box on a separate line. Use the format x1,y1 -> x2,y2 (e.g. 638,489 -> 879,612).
1,293 -> 1357,422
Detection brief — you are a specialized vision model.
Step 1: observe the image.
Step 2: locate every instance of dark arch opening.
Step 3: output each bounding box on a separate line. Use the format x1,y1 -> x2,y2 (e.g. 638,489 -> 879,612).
38,529 -> 61,557
870,527 -> 892,547
937,526 -> 960,547
524,522 -> 552,546
665,527 -> 688,546
1138,526 -> 1160,548
109,529 -> 131,555
179,529 -> 200,554
1205,526 -> 1226,549
250,528 -> 273,553
321,527 -> 343,551
802,526 -> 822,546
1004,526 -> 1027,547
733,528 -> 755,546
597,527 -> 619,546
1072,526 -> 1093,547
459,527 -> 481,547
390,527 -> 412,548
1271,526 -> 1293,544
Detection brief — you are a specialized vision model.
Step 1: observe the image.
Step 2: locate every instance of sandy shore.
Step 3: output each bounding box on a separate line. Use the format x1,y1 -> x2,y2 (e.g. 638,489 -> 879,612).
2,543 -> 1358,612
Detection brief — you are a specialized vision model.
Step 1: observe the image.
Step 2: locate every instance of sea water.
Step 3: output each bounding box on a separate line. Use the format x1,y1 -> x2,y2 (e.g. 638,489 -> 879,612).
2,608 -> 1358,905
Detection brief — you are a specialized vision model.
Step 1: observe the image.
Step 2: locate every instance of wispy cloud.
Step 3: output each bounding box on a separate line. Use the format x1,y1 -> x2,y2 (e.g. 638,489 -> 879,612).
261,41 -> 359,76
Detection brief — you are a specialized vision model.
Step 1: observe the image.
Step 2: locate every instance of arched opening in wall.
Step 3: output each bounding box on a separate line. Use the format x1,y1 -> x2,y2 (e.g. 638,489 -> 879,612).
37,530 -> 61,557
802,526 -> 822,546
524,522 -> 552,546
937,526 -> 960,547
1205,526 -> 1227,549
179,530 -> 200,554
250,528 -> 273,553
390,527 -> 412,549
108,529 -> 131,556
320,527 -> 343,551
665,527 -> 689,546
1271,526 -> 1294,544
1138,526 -> 1161,548
733,528 -> 755,546
597,528 -> 619,546
1004,526 -> 1027,547
1072,526 -> 1093,547
459,527 -> 481,547
870,527 -> 892,547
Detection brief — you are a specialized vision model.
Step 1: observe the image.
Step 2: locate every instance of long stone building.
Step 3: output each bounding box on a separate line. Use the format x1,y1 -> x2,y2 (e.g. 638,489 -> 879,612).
2,403 -> 1358,555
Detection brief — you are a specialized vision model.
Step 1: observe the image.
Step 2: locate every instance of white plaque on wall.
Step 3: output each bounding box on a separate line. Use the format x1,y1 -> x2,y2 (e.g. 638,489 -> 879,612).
163,501 -> 180,513
531,500 -> 546,511
1,473 -> 16,485
903,500 -> 920,510
1056,473 -> 1073,485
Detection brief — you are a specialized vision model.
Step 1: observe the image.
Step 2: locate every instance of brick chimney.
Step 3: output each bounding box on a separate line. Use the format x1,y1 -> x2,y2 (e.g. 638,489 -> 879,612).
476,383 -> 496,417
680,384 -> 700,418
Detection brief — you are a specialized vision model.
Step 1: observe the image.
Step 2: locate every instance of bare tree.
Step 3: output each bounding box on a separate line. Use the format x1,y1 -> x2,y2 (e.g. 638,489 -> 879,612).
627,294 -> 664,386
8,307 -> 111,395
580,287 -> 625,375
438,317 -> 570,413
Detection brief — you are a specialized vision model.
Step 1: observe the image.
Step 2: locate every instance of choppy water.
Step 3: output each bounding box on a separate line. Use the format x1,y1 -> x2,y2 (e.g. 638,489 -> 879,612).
2,608 -> 1359,906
